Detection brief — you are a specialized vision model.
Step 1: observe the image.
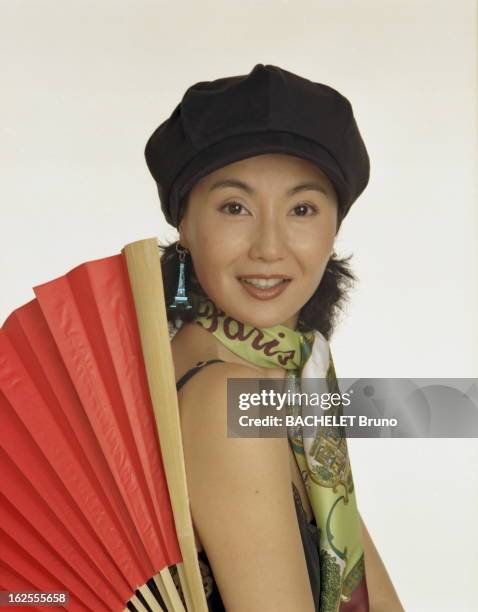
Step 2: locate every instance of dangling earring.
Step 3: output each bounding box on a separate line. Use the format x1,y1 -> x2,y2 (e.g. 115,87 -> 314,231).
168,242 -> 193,311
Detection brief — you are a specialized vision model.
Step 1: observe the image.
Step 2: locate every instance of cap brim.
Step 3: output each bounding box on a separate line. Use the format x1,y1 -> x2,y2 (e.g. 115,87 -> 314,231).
168,130 -> 349,227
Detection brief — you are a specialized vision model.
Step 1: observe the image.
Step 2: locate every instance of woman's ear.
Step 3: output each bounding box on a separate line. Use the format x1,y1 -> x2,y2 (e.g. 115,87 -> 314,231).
177,194 -> 191,249
177,221 -> 189,250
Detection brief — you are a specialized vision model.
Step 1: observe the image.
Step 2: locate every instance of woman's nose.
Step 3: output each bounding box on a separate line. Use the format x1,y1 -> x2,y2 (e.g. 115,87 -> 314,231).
248,221 -> 288,262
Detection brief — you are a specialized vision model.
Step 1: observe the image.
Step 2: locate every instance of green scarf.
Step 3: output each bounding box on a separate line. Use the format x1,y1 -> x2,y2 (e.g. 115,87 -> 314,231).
194,297 -> 366,611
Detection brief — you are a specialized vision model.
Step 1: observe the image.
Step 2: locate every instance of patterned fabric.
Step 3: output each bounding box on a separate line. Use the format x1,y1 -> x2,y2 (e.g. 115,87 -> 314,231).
193,297 -> 368,611
169,554 -> 215,599
194,299 -> 314,369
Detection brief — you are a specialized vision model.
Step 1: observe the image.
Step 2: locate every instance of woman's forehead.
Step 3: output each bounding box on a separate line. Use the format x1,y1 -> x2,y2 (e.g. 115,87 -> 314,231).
195,153 -> 334,192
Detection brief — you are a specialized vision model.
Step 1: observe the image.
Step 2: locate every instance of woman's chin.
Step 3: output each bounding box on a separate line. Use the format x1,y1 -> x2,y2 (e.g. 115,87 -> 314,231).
222,305 -> 297,330
205,288 -> 299,329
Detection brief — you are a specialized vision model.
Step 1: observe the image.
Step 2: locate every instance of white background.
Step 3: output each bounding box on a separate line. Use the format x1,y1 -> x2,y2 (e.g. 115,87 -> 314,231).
1,1 -> 477,609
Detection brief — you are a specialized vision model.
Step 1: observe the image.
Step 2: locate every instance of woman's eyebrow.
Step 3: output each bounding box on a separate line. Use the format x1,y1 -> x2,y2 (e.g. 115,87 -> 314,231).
208,178 -> 328,196
287,181 -> 328,196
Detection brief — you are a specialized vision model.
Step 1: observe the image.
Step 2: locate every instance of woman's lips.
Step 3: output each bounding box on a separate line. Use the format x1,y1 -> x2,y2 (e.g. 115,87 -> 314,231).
238,278 -> 291,300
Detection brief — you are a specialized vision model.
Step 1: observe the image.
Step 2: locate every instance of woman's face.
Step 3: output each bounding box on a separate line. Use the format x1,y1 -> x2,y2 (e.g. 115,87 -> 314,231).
178,153 -> 338,329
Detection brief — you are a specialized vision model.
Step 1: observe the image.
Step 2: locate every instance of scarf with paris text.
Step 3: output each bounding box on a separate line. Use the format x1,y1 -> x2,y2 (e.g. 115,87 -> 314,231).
193,297 -> 369,611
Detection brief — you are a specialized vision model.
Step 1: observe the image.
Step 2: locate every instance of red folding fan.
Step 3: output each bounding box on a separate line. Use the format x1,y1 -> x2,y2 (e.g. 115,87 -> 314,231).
0,238 -> 208,612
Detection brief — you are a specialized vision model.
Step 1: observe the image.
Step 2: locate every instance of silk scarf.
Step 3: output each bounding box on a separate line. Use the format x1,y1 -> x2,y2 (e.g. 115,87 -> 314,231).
193,297 -> 367,612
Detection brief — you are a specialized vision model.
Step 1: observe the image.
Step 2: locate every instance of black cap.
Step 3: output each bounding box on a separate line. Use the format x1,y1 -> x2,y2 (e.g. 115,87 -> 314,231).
145,63 -> 370,228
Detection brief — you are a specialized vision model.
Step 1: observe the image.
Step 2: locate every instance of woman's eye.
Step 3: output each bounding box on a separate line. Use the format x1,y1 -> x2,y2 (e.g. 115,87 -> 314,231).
219,201 -> 317,216
220,201 -> 249,215
291,203 -> 318,216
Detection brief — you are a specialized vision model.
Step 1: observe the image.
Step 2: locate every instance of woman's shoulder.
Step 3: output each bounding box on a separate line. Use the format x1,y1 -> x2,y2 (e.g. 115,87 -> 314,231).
176,355 -> 315,610
176,357 -> 266,407
171,320 -> 285,384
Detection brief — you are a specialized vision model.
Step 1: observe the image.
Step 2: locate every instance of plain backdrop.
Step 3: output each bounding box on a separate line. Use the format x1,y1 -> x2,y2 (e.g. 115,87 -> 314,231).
1,1 -> 477,610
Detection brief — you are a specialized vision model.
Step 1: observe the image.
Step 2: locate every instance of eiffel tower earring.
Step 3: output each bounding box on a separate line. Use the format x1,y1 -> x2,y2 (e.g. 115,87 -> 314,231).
168,242 -> 193,311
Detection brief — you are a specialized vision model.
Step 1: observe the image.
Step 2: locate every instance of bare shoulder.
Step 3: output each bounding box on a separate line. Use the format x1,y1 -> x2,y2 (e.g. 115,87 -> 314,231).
178,361 -> 314,611
177,360 -> 265,444
177,360 -> 284,433
171,321 -> 285,381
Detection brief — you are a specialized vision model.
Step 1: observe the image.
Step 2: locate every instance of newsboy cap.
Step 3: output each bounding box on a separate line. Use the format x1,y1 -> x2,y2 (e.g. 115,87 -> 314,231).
145,63 -> 370,228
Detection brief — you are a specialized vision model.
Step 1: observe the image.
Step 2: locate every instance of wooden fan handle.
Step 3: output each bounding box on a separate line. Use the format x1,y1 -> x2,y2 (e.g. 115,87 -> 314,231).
127,593 -> 150,612
153,570 -> 186,612
138,583 -> 163,612
123,238 -> 208,612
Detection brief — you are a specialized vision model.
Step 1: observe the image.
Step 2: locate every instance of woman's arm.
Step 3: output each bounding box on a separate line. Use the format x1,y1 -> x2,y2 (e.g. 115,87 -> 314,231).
178,363 -> 316,612
360,514 -> 404,612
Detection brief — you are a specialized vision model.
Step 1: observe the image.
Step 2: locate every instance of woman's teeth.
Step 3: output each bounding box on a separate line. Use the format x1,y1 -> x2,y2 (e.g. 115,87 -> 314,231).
240,278 -> 288,288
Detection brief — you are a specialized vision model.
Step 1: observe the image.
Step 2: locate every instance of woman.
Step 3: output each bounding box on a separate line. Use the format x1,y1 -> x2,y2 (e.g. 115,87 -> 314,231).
145,64 -> 403,612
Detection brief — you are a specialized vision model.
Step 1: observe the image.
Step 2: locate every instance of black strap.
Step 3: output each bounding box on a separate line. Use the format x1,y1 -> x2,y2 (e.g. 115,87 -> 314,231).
176,359 -> 225,391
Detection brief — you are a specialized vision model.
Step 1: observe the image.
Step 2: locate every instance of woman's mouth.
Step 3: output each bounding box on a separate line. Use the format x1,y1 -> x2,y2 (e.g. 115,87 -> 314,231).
238,277 -> 291,300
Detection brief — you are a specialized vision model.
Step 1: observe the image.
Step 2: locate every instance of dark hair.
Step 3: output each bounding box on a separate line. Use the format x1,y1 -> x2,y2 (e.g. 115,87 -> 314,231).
160,200 -> 356,340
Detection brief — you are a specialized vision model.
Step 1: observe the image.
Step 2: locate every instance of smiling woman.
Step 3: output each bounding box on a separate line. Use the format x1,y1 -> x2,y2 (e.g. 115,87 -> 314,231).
145,63 -> 404,611
176,154 -> 338,331
160,159 -> 356,339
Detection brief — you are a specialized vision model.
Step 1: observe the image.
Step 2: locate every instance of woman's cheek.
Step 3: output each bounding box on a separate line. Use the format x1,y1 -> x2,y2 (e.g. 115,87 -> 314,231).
298,228 -> 335,262
193,232 -> 223,261
213,228 -> 247,255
